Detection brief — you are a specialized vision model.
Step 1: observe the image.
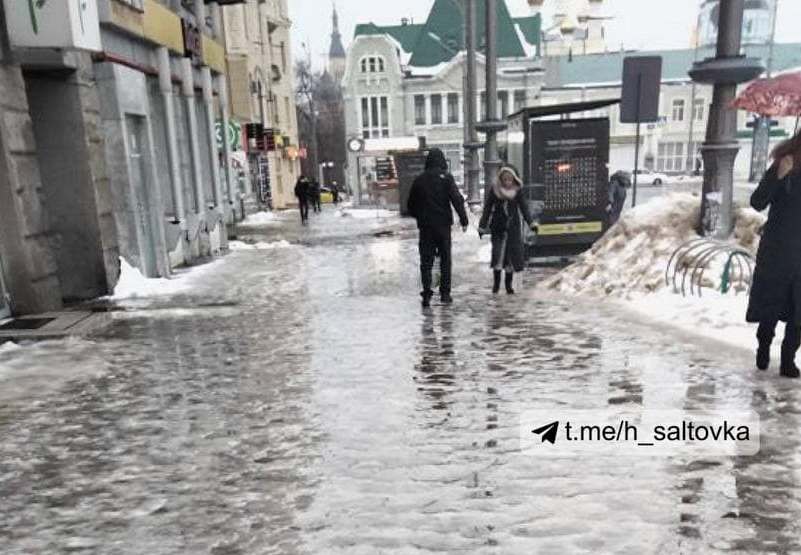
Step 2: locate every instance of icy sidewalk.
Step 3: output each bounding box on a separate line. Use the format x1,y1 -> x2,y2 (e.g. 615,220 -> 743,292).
543,193 -> 768,356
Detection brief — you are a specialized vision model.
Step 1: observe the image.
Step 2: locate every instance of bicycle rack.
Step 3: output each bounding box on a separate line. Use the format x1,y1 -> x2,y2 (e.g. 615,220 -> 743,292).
666,238 -> 755,297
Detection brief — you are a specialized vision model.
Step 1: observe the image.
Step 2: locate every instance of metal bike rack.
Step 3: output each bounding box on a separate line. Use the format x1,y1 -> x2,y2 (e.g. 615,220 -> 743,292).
666,238 -> 755,297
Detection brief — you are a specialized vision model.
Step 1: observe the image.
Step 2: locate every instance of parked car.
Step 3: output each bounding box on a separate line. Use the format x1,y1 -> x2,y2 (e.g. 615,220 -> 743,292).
633,169 -> 672,186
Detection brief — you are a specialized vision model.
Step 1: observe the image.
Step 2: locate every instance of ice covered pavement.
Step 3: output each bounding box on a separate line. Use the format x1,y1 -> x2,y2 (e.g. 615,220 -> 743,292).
1,206 -> 801,554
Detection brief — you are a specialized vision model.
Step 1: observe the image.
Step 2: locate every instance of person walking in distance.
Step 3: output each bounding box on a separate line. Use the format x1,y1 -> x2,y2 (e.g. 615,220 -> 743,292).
607,170 -> 630,227
747,132 -> 801,378
407,148 -> 469,308
478,166 -> 538,295
294,175 -> 311,225
311,179 -> 322,213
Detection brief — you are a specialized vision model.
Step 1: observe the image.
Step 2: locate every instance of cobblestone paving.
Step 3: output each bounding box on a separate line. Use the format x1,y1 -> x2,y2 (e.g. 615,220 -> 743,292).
1,207 -> 800,554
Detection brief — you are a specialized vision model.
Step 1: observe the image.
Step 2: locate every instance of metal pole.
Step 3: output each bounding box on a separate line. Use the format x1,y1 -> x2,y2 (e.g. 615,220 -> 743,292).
464,0 -> 481,206
481,0 -> 504,200
697,0 -> 750,237
632,74 -> 642,208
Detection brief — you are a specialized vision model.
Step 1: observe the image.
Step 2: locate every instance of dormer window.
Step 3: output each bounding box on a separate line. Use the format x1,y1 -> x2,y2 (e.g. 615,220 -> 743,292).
360,56 -> 386,74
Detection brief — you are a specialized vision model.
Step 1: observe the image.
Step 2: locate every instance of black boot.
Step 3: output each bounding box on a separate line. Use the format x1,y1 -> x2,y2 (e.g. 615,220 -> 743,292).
756,322 -> 776,371
492,271 -> 501,294
780,347 -> 800,378
421,290 -> 433,308
757,345 -> 771,371
505,272 -> 515,295
781,326 -> 801,378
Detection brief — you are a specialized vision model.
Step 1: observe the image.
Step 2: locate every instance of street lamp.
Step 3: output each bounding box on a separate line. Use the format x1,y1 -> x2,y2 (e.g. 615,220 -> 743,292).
689,0 -> 764,238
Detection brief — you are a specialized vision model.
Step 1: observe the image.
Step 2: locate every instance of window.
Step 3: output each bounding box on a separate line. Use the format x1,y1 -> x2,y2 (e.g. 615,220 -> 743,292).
360,95 -> 390,138
360,56 -> 386,74
693,98 -> 705,122
361,98 -> 370,138
447,93 -> 459,124
672,99 -> 686,122
480,91 -> 486,121
280,42 -> 287,73
498,91 -> 509,119
657,142 -> 685,172
414,95 -> 426,125
513,90 -> 526,113
431,94 -> 442,125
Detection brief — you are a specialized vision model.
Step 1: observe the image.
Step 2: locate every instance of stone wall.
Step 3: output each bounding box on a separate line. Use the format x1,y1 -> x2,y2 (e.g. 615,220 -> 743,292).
0,6 -> 62,315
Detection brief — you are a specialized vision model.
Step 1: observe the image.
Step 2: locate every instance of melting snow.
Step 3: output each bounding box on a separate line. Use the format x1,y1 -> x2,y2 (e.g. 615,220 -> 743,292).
241,211 -> 281,226
542,193 -> 768,353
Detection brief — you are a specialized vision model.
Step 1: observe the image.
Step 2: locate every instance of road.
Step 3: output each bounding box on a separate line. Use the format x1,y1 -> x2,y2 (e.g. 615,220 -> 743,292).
0,206 -> 799,554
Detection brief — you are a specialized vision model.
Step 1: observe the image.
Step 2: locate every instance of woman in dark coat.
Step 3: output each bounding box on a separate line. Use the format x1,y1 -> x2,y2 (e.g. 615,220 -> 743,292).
478,166 -> 537,294
747,132 -> 801,378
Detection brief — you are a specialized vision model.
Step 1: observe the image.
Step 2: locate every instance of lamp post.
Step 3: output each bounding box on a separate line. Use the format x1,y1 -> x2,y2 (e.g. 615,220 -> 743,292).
689,0 -> 763,238
475,0 -> 506,201
463,0 -> 482,207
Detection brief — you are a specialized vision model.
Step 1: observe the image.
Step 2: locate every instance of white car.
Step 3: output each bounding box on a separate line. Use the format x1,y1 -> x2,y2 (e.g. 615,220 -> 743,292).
632,169 -> 672,186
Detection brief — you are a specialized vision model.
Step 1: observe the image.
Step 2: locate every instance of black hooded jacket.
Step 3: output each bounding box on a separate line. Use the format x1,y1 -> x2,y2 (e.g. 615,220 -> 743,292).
407,149 -> 469,229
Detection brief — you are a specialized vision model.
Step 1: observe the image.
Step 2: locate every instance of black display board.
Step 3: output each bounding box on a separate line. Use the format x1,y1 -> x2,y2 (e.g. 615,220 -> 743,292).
529,118 -> 610,247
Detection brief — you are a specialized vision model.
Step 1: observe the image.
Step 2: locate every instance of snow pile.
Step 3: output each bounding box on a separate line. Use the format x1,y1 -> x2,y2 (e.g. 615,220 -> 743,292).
544,193 -> 766,298
229,240 -> 293,251
111,257 -> 223,300
240,211 -> 280,226
0,342 -> 21,355
338,208 -> 396,219
541,193 -> 770,354
112,258 -> 176,299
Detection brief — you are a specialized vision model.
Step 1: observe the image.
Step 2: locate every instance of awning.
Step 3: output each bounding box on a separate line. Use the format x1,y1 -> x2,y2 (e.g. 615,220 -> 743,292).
511,98 -> 621,119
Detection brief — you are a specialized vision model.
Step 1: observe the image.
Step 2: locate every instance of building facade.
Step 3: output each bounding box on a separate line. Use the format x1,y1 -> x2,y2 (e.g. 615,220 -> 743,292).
342,0 -> 542,201
0,0 -> 237,318
222,0 -> 301,211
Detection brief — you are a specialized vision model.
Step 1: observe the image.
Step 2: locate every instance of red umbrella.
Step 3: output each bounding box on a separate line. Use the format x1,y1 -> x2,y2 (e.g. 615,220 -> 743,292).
732,71 -> 801,117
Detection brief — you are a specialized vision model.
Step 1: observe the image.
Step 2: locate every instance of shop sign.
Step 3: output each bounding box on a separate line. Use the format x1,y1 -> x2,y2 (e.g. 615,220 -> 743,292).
3,0 -> 102,51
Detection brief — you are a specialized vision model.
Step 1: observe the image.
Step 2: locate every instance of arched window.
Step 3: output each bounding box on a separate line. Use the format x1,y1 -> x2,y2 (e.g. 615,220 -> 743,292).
359,55 -> 387,74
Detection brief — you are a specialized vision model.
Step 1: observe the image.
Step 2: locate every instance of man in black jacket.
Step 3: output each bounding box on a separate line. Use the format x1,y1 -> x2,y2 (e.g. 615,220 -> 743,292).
407,148 -> 469,307
294,176 -> 310,224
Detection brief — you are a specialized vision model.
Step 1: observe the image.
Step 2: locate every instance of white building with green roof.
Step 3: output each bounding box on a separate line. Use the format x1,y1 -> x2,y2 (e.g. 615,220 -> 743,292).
342,0 -> 543,201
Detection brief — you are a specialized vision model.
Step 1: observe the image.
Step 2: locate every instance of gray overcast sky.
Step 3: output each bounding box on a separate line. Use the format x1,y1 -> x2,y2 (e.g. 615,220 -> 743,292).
289,0 -> 801,70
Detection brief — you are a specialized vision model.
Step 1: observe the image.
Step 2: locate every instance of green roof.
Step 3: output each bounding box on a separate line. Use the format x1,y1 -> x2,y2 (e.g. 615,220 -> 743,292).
353,0 -> 540,68
553,43 -> 801,87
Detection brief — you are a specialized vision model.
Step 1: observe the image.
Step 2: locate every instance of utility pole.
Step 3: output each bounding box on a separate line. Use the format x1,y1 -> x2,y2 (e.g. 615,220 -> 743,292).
690,0 -> 763,237
749,0 -> 779,182
476,0 -> 505,201
463,0 -> 482,207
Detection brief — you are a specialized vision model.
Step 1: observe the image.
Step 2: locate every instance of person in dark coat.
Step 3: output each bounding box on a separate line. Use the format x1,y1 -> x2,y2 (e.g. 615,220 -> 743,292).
478,166 -> 538,294
294,176 -> 311,224
607,170 -> 630,226
310,179 -> 322,213
331,182 -> 340,205
747,132 -> 801,378
407,148 -> 469,307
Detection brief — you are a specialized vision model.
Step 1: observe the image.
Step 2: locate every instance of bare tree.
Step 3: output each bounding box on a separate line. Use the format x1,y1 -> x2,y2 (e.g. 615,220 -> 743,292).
295,56 -> 346,189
